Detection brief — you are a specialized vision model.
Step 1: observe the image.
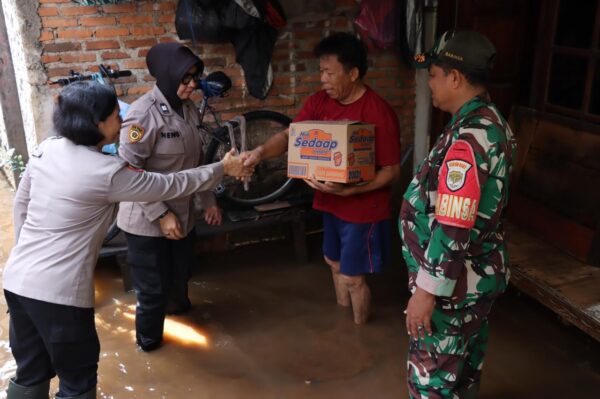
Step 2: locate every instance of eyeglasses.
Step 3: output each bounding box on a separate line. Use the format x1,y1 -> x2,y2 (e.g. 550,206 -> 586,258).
181,72 -> 201,85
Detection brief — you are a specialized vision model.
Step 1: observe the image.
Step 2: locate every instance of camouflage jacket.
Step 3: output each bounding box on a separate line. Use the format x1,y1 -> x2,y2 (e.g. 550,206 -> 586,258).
399,95 -> 517,309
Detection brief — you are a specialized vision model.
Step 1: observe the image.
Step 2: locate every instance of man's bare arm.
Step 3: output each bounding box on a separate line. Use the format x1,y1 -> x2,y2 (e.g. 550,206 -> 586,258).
242,129 -> 289,167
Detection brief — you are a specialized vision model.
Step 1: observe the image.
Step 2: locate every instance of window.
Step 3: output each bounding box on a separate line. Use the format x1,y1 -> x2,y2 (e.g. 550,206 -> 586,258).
539,0 -> 600,122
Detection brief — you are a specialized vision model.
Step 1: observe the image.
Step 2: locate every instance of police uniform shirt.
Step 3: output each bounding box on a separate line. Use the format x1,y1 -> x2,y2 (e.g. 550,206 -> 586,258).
3,137 -> 223,308
117,85 -> 215,237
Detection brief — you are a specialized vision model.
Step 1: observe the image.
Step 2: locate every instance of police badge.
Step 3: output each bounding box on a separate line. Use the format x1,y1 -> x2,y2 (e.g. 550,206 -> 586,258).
128,125 -> 145,143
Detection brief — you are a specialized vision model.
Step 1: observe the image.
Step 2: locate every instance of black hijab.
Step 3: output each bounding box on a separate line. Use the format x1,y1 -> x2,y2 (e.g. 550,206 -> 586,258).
146,43 -> 204,116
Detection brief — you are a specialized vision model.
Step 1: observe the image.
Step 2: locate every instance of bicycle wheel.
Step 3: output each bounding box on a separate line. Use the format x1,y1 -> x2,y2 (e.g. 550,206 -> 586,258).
204,110 -> 295,207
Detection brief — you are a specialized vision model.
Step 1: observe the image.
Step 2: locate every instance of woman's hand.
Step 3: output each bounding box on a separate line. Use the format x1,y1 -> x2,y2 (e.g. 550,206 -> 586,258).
405,287 -> 435,339
222,149 -> 254,178
159,211 -> 184,240
204,205 -> 222,226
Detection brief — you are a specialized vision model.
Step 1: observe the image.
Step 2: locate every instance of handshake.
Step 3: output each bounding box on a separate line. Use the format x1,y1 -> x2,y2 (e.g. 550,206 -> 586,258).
220,148 -> 260,178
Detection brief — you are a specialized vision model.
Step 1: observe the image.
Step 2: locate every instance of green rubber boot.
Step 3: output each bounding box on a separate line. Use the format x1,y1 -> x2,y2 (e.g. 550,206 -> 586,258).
6,378 -> 50,399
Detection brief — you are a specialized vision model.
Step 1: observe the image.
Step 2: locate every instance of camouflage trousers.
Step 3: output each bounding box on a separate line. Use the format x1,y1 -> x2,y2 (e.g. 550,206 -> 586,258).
407,299 -> 493,399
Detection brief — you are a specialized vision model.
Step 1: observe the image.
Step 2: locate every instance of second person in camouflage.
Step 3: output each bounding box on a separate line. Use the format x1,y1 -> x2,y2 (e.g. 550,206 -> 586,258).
399,30 -> 517,398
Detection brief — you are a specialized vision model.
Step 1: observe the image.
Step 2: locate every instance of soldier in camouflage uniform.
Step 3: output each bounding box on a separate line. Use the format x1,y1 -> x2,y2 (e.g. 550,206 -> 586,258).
399,31 -> 517,398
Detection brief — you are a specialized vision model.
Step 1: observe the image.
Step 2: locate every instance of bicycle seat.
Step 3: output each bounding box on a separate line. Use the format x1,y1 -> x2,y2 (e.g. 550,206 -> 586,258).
198,71 -> 232,98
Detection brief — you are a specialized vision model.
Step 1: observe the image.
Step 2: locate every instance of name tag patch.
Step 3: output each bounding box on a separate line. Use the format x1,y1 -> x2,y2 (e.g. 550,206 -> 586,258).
161,131 -> 181,139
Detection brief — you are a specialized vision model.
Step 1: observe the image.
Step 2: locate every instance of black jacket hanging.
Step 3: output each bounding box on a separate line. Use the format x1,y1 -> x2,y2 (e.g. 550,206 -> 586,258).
175,0 -> 286,99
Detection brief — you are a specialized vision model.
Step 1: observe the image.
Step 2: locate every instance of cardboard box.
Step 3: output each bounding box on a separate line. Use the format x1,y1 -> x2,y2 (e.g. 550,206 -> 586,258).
287,120 -> 375,183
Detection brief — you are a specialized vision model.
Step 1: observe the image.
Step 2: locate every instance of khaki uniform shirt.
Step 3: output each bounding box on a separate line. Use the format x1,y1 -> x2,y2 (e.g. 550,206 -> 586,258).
3,137 -> 223,308
117,85 -> 215,237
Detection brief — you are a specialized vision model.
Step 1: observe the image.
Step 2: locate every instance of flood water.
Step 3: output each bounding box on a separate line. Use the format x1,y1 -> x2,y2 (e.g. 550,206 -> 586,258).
0,177 -> 599,398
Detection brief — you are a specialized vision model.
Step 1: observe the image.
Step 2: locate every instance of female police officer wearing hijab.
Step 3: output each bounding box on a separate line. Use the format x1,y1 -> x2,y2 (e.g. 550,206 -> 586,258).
116,43 -> 220,352
3,81 -> 250,399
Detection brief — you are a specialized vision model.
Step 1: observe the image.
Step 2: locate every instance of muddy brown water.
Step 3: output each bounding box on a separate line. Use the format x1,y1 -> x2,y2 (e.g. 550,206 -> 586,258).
0,177 -> 599,398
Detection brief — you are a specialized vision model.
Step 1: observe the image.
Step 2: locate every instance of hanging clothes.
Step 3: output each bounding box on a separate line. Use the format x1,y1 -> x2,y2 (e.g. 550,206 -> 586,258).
175,0 -> 287,99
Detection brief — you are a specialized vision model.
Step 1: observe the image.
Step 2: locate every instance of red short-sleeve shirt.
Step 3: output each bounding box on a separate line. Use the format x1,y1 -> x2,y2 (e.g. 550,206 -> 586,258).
293,87 -> 401,223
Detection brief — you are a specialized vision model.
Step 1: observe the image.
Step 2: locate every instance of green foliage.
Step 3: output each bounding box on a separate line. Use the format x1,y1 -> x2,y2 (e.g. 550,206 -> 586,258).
0,147 -> 26,177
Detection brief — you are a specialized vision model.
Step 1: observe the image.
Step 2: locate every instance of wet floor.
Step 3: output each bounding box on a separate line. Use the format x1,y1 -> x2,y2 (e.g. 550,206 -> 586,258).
0,178 -> 599,398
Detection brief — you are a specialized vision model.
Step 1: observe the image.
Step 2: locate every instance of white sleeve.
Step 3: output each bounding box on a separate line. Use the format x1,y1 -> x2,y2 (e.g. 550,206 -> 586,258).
107,163 -> 224,204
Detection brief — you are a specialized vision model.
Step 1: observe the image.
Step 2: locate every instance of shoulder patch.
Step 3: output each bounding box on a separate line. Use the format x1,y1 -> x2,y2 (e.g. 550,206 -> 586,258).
159,103 -> 169,114
435,140 -> 481,229
128,125 -> 145,143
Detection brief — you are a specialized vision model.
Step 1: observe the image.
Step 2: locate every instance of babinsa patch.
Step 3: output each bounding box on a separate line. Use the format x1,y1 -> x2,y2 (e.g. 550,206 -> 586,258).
435,140 -> 481,229
128,125 -> 145,143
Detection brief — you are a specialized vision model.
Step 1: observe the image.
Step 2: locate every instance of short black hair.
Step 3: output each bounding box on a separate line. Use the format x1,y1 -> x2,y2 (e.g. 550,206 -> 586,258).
314,32 -> 368,78
53,81 -> 118,146
434,58 -> 491,87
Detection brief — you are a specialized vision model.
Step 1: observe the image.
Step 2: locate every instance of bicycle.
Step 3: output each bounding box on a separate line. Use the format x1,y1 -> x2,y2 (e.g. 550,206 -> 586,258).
52,66 -> 297,243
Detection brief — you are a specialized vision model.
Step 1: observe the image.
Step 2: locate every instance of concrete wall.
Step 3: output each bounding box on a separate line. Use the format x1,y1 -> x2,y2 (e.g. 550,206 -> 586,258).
4,0 -> 415,160
3,0 -> 50,154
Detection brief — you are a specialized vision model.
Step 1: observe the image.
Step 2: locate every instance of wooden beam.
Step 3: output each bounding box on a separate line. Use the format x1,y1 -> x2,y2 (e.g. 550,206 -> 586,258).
509,267 -> 600,342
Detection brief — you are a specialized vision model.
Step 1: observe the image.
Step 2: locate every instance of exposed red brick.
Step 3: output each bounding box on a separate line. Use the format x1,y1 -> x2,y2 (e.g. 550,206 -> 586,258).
158,14 -> 173,23
101,51 -> 130,60
156,2 -> 177,11
56,29 -> 94,39
131,26 -> 165,36
85,40 -> 120,51
39,31 -> 54,42
119,15 -> 153,25
123,38 -> 157,49
41,54 -> 60,63
101,4 -> 137,14
298,74 -> 321,83
60,53 -> 97,63
44,42 -> 81,53
60,6 -> 97,16
123,59 -> 147,70
47,67 -> 73,78
158,37 -> 178,43
293,85 -> 317,94
79,16 -> 116,26
41,17 -> 77,28
263,96 -> 295,107
95,27 -> 130,37
38,7 -> 59,17
40,0 -> 71,3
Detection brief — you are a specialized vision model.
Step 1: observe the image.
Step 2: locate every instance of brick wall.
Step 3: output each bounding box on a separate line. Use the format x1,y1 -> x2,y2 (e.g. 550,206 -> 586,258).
38,0 -> 415,146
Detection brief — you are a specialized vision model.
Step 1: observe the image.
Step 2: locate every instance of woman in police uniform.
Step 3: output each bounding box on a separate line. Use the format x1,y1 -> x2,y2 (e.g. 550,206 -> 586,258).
116,43 -> 219,351
3,81 -> 249,399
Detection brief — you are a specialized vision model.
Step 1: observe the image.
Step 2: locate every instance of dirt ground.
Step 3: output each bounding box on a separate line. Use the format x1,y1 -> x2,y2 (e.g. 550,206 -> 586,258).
0,177 -> 599,399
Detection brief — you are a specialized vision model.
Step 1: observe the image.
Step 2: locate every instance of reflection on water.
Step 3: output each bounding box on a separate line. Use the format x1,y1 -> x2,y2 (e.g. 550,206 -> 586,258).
163,319 -> 209,347
0,178 -> 599,398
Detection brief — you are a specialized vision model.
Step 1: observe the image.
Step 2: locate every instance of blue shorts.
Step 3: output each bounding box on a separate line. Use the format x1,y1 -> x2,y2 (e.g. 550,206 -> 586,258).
322,212 -> 392,276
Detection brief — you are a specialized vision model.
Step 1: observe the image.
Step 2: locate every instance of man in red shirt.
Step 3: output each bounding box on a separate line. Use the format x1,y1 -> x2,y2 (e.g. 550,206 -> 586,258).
242,32 -> 401,324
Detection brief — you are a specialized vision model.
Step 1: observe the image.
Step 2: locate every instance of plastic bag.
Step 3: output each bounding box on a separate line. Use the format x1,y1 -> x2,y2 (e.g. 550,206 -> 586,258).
354,0 -> 399,49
